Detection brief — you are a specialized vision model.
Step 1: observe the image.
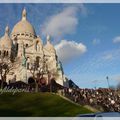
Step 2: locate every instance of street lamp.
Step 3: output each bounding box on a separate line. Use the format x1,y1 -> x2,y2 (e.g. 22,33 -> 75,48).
106,76 -> 110,89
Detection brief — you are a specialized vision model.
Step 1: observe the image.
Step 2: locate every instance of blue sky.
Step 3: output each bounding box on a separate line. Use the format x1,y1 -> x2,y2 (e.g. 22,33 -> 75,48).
0,3 -> 120,88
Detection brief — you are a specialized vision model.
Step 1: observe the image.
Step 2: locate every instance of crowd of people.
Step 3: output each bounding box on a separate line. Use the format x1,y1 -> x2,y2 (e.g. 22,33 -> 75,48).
63,88 -> 120,112
2,79 -> 120,112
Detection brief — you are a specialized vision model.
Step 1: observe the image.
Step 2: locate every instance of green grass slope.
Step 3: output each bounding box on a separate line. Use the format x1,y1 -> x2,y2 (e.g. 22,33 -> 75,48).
0,93 -> 92,117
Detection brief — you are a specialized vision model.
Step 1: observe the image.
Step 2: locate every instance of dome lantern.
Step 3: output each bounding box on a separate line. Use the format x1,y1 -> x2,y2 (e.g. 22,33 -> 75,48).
5,25 -> 9,36
22,8 -> 27,21
46,35 -> 51,43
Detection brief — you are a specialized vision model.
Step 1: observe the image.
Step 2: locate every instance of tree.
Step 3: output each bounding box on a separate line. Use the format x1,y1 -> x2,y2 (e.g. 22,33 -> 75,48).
29,62 -> 44,92
0,58 -> 14,89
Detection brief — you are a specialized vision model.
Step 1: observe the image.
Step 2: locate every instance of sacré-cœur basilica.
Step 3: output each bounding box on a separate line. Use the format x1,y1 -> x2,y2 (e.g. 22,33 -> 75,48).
0,8 -> 69,88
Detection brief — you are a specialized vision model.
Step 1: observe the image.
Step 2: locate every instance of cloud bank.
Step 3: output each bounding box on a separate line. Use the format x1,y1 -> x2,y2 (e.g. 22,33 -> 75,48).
41,6 -> 79,38
55,40 -> 87,62
113,36 -> 120,43
92,38 -> 101,45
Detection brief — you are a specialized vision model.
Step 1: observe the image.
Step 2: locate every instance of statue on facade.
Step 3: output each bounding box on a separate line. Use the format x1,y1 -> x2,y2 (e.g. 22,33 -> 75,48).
57,61 -> 64,74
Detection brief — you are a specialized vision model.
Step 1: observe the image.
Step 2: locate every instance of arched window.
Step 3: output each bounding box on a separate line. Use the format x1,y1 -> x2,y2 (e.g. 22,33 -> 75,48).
21,33 -> 24,36
27,62 -> 29,69
30,34 -> 32,37
36,56 -> 40,68
6,51 -> 8,56
4,51 -> 6,57
26,44 -> 28,47
25,34 -> 29,37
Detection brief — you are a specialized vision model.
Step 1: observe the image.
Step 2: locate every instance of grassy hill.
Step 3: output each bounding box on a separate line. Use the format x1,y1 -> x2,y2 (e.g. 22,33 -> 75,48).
0,92 -> 93,117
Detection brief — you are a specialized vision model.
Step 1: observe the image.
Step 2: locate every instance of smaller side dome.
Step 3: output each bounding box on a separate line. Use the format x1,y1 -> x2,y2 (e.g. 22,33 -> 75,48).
0,26 -> 12,49
44,35 -> 56,53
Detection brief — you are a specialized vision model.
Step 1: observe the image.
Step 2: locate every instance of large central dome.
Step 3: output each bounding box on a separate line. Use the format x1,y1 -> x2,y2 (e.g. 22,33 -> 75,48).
11,8 -> 36,38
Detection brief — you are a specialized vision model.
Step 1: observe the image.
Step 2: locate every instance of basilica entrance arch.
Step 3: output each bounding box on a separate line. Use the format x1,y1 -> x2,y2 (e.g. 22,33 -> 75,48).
39,77 -> 47,86
39,77 -> 47,92
28,77 -> 35,84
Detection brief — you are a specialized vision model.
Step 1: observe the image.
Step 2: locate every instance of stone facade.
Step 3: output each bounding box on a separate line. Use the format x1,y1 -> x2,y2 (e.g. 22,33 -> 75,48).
0,8 -> 69,87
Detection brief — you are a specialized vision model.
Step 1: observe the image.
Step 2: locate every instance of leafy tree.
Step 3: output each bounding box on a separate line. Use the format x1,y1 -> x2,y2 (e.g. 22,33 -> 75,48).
0,59 -> 14,89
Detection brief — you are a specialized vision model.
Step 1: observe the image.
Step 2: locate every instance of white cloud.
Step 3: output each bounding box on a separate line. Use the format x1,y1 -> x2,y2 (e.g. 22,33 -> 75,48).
113,36 -> 120,43
102,54 -> 113,61
70,48 -> 120,75
110,74 -> 120,83
113,75 -> 120,81
41,6 -> 79,38
101,49 -> 120,61
92,38 -> 100,45
55,40 -> 87,62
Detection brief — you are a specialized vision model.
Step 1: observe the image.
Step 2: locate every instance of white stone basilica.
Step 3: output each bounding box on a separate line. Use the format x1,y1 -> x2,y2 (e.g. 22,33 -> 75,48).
0,8 -> 69,87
